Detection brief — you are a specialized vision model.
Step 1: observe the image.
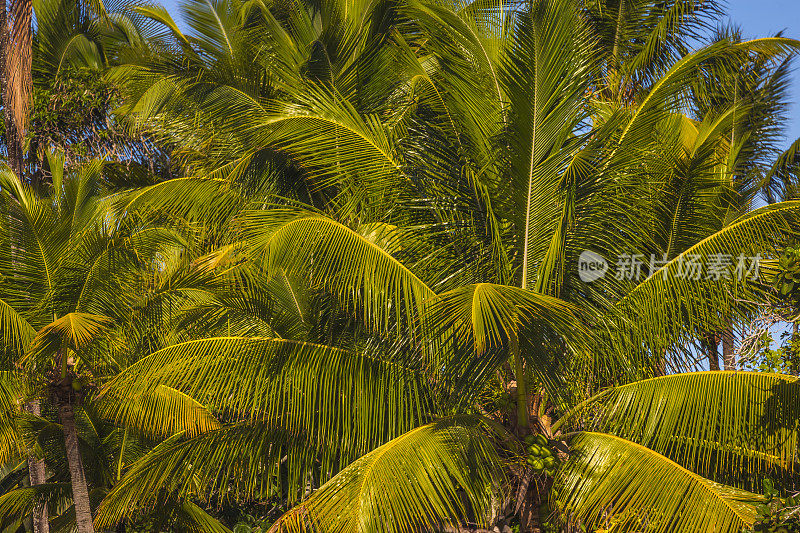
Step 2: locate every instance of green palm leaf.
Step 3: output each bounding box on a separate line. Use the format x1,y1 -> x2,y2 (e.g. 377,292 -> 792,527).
94,424 -> 292,529
0,298 -> 35,361
501,0 -> 595,290
95,384 -> 221,439
110,177 -> 242,225
420,283 -> 589,402
242,210 -> 435,333
762,135 -> 800,202
26,313 -> 114,369
100,337 -> 433,466
271,416 -> 505,533
616,201 -> 800,359
0,483 -> 72,529
554,432 -> 762,533
167,500 -> 233,533
561,371 -> 800,487
424,283 -> 585,354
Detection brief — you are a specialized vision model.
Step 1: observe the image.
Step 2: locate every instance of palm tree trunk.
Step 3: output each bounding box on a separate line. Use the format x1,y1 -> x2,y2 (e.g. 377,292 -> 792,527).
511,336 -> 529,432
722,326 -> 735,371
25,400 -> 49,533
702,332 -> 720,371
519,494 -> 542,533
57,399 -> 95,533
518,473 -> 548,533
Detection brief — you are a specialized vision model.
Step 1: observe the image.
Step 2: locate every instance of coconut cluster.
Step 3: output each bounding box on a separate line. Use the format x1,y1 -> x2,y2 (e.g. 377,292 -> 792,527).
524,434 -> 558,476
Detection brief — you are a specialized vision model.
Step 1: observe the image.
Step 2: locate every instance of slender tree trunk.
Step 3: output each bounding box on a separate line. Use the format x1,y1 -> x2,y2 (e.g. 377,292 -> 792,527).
58,399 -> 95,533
519,493 -> 542,533
0,0 -> 32,180
25,400 -> 49,533
511,335 -> 529,433
519,474 -> 548,533
703,332 -> 720,371
722,327 -> 735,371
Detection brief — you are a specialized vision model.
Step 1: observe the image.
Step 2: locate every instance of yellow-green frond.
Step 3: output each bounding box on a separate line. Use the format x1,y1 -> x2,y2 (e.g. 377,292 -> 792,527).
0,298 -> 35,361
564,371 -> 800,488
100,337 -> 433,467
555,432 -> 762,533
96,384 -> 221,439
271,417 -> 505,533
94,423 -> 300,529
27,312 -> 114,365
616,201 -> 800,359
241,211 -> 435,334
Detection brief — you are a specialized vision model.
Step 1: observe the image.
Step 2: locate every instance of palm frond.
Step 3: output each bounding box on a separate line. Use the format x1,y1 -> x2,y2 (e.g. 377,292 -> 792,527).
270,416 -> 505,533
27,312 -> 114,365
420,283 -> 589,402
762,135 -> 800,202
562,371 -> 800,488
93,423 -> 301,528
554,432 -> 762,533
169,500 -> 233,533
0,297 -> 35,361
242,210 -> 435,334
110,177 -> 242,225
501,0 -> 595,289
615,201 -> 800,361
100,337 -> 433,468
0,483 -> 72,530
95,384 -> 221,439
424,283 -> 586,355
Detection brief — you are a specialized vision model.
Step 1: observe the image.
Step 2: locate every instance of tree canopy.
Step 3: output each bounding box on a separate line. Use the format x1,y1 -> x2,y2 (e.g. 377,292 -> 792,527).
1,0 -> 800,532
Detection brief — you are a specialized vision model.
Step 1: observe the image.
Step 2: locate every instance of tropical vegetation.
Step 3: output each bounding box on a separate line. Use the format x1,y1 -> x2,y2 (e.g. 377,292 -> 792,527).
2,0 -> 800,532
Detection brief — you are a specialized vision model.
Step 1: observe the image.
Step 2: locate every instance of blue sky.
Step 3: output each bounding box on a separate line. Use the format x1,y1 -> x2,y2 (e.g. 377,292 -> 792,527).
727,0 -> 800,149
159,0 -> 800,149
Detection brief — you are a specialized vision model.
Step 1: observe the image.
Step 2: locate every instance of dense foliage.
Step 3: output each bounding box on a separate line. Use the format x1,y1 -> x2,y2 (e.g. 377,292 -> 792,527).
2,0 -> 800,532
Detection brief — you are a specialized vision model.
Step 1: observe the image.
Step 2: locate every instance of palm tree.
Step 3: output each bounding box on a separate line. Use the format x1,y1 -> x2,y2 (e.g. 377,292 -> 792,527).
66,1 -> 800,531
0,153 -> 235,532
0,2 -> 165,529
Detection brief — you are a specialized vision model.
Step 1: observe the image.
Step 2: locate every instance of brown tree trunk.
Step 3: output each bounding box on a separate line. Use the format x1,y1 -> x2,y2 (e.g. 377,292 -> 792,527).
0,0 -> 32,180
25,400 -> 49,533
519,495 -> 542,533
519,475 -> 547,533
722,328 -> 735,371
58,399 -> 95,533
702,332 -> 720,371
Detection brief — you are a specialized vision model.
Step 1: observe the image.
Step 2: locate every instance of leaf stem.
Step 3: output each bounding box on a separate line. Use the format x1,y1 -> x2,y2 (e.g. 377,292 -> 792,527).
512,335 -> 529,431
